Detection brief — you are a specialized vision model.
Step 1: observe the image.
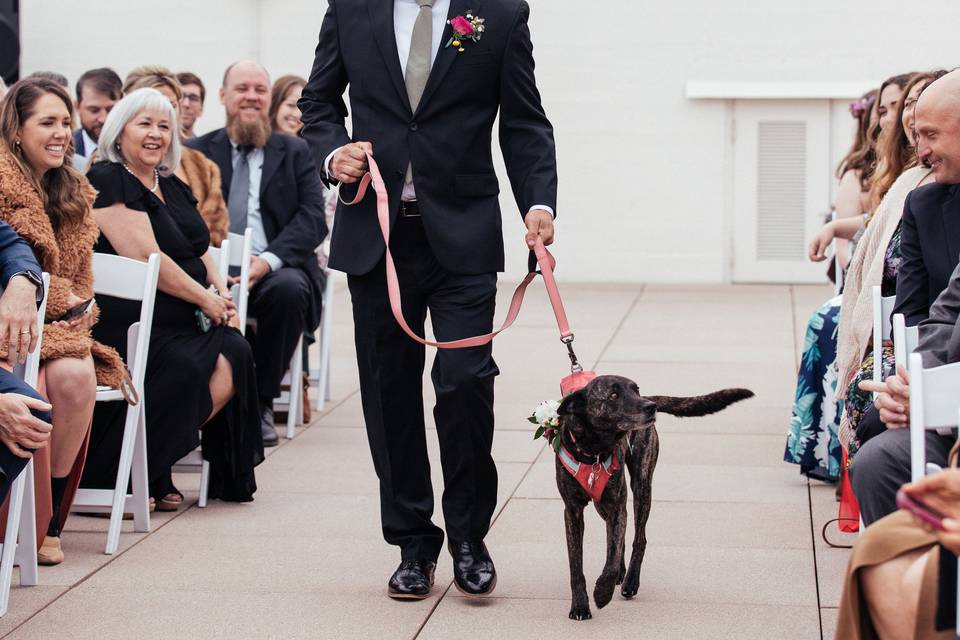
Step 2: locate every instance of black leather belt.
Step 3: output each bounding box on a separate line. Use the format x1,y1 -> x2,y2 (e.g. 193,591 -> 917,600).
398,200 -> 421,218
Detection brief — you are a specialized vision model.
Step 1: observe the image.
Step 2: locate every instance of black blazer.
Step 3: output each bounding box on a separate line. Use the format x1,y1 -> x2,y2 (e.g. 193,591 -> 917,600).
299,0 -> 558,276
894,182 -> 960,326
186,129 -> 328,328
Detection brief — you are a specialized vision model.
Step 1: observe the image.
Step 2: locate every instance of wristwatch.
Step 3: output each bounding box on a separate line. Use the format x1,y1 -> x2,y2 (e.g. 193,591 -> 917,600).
10,271 -> 44,304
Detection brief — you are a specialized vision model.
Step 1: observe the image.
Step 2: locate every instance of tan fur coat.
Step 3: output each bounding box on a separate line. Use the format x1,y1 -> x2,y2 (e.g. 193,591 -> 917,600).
0,147 -> 129,394
181,147 -> 229,247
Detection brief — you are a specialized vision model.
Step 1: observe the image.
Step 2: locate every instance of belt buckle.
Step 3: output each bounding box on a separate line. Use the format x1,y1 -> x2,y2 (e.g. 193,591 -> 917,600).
400,200 -> 421,218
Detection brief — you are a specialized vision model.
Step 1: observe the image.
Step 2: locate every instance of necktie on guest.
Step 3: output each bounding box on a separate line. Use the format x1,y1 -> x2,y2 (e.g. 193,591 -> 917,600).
228,145 -> 253,234
404,0 -> 433,186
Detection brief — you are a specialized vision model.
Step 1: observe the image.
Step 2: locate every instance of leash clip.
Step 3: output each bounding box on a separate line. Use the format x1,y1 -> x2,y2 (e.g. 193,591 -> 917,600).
561,334 -> 583,373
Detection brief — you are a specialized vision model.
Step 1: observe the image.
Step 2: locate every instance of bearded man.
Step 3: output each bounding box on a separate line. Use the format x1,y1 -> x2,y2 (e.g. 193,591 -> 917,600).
188,61 -> 328,447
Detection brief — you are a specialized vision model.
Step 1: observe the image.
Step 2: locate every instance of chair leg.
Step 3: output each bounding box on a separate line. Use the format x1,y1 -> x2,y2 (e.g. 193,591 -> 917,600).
198,460 -> 210,509
287,338 -> 303,439
106,404 -> 144,555
15,461 -> 38,587
130,410 -> 150,533
316,279 -> 334,413
0,470 -> 26,616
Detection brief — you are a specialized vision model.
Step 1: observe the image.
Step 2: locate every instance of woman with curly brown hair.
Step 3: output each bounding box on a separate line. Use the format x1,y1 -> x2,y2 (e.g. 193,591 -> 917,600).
0,77 -> 132,565
268,75 -> 306,137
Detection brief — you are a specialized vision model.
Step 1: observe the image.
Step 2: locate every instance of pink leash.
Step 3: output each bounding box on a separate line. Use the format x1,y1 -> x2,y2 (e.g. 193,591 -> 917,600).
339,153 -> 586,376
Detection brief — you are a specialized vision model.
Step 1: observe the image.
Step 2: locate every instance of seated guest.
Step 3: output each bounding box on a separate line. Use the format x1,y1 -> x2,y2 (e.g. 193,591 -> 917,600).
81,88 -> 264,509
0,219 -> 53,505
0,77 -> 131,565
851,70 -> 960,526
175,72 -> 205,140
188,61 -> 328,446
835,465 -> 960,639
25,72 -> 68,89
269,75 -> 306,137
72,68 -> 122,172
123,66 -> 228,245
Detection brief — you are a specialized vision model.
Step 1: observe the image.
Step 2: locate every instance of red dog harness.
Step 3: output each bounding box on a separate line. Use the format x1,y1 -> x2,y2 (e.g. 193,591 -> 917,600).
557,433 -> 622,502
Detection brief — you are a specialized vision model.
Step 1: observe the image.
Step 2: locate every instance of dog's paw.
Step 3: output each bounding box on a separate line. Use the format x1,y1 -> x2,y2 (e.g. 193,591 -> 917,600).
594,574 -> 617,609
620,567 -> 640,599
569,605 -> 592,621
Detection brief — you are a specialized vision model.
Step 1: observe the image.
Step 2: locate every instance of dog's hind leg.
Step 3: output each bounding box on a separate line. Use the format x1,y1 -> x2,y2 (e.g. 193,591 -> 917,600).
594,498 -> 627,609
622,430 -> 659,598
564,505 -> 592,620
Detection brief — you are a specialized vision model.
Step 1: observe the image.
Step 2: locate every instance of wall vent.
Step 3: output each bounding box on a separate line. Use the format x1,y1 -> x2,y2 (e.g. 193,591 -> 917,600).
756,121 -> 806,261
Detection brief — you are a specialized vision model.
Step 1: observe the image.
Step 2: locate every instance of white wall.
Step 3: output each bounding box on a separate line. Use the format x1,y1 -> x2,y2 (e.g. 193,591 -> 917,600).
19,0 -> 960,283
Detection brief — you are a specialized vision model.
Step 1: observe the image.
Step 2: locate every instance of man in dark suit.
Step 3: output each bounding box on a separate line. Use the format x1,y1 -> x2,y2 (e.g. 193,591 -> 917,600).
0,219 -> 54,503
299,0 -> 558,599
188,61 -> 328,447
851,71 -> 960,525
72,68 -> 122,172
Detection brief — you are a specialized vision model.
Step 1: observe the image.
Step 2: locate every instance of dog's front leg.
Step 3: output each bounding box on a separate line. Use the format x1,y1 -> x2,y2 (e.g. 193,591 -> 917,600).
594,498 -> 627,609
564,505 -> 591,620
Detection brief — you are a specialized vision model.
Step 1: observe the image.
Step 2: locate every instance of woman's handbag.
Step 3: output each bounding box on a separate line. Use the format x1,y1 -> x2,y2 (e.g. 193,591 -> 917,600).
340,153 -> 595,394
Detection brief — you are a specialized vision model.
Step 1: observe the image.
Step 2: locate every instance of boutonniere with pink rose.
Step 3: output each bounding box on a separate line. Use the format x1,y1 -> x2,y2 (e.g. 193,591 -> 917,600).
446,10 -> 485,53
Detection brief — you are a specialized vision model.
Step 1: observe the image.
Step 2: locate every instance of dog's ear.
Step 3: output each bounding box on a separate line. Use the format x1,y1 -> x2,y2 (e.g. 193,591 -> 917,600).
558,390 -> 588,416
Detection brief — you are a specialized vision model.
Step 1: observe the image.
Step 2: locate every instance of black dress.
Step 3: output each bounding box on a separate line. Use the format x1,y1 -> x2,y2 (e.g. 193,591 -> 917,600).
80,162 -> 264,502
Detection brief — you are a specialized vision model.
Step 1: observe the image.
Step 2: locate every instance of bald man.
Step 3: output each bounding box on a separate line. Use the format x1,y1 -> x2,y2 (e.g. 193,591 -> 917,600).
852,70 -> 960,526
187,61 -> 328,447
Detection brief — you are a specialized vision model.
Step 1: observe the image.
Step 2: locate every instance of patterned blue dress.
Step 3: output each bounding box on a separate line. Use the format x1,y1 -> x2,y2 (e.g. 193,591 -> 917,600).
784,297 -> 843,482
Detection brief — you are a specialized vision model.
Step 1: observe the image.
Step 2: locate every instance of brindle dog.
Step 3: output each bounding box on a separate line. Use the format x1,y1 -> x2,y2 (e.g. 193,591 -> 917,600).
554,375 -> 753,620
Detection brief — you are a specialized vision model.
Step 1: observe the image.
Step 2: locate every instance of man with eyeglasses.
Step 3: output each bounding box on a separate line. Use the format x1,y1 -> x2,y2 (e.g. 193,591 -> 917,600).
176,72 -> 206,139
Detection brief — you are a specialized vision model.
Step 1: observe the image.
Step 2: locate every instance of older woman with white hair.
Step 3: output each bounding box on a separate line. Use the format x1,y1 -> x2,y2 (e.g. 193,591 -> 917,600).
81,88 -> 264,508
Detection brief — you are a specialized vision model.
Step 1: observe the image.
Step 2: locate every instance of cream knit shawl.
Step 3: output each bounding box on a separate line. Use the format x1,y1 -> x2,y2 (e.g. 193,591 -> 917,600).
836,165 -> 932,448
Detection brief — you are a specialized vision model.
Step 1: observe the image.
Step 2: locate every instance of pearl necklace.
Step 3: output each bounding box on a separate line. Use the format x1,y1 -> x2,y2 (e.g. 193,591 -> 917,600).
122,164 -> 160,194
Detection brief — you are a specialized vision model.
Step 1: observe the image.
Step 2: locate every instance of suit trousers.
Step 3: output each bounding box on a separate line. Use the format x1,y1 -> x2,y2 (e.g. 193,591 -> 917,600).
247,267 -> 314,404
348,217 -> 500,561
0,369 -> 51,504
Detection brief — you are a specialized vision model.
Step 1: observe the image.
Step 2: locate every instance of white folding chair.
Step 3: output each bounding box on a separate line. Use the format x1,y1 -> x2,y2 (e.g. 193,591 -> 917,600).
71,254 -> 160,555
226,230 -> 252,333
892,313 -> 919,368
871,286 -> 896,394
170,241 -> 232,509
906,351 -> 960,633
313,269 -> 334,413
0,273 -> 49,616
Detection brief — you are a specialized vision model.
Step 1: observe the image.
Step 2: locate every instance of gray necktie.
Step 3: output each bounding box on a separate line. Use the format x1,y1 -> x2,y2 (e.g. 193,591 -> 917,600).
228,145 -> 252,233
404,0 -> 433,185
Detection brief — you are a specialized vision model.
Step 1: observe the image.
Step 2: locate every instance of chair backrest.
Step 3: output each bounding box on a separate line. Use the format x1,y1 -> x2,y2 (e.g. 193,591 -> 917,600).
872,286 -> 897,390
908,352 -> 960,482
92,253 -> 161,393
226,229 -> 253,331
892,313 -> 919,369
831,211 -> 844,296
207,238 -> 231,284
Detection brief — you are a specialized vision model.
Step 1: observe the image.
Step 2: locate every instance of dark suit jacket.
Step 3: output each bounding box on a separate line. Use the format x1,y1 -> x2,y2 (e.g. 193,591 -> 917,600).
0,219 -> 42,294
73,130 -> 88,158
186,129 -> 328,329
299,0 -> 558,276
894,182 -> 960,326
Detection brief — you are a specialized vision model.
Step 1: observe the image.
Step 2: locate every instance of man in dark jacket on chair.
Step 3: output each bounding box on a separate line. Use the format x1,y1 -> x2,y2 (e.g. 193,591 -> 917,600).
188,61 -> 328,447
0,220 -> 53,502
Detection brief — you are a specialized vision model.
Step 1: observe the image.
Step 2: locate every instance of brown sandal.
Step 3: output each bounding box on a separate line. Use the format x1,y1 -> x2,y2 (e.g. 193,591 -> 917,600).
155,491 -> 184,512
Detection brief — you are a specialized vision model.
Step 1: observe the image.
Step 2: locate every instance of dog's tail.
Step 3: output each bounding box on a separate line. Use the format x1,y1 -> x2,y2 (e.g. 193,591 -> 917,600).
645,388 -> 754,417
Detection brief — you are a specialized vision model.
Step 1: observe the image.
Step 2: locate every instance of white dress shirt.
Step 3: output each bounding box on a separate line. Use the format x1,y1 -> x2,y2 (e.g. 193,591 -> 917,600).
231,143 -> 282,271
326,0 -> 553,217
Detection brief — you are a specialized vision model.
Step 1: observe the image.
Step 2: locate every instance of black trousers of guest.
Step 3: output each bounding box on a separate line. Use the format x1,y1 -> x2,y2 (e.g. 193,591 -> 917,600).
0,369 -> 52,504
850,405 -> 955,526
247,267 -> 314,404
348,217 -> 500,562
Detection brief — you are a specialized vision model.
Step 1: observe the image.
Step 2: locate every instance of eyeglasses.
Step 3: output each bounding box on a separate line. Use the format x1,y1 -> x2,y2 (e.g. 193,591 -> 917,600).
182,94 -> 203,104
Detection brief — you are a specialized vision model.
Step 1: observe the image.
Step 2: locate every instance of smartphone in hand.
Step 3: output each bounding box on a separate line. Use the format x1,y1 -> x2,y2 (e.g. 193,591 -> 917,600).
57,298 -> 94,322
896,489 -> 946,531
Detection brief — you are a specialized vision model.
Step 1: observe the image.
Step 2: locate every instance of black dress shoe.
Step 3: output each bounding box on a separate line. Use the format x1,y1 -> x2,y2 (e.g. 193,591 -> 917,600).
259,404 -> 279,447
387,559 -> 436,600
448,540 -> 497,597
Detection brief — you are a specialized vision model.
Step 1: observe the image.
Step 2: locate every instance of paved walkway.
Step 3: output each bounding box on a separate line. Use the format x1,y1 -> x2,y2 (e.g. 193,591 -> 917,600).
0,281 -> 853,639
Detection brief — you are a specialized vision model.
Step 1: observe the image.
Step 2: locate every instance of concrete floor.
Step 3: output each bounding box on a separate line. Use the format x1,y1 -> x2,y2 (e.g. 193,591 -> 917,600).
0,280 -> 852,639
